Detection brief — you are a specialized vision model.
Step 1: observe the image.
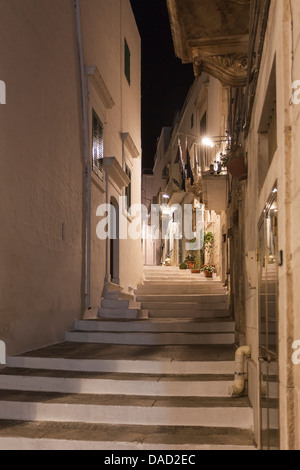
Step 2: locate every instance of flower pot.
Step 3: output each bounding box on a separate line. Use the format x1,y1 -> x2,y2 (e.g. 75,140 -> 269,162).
204,271 -> 213,278
191,269 -> 201,274
179,265 -> 188,270
227,156 -> 247,181
187,261 -> 195,269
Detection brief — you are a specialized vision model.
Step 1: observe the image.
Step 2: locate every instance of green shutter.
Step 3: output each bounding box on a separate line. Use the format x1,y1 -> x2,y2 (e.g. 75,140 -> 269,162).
125,165 -> 132,211
125,39 -> 131,85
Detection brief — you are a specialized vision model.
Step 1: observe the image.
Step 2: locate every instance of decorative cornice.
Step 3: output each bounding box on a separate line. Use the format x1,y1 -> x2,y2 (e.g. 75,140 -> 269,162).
104,157 -> 130,189
121,132 -> 140,159
194,54 -> 248,87
166,0 -> 191,63
166,0 -> 250,87
86,66 -> 115,109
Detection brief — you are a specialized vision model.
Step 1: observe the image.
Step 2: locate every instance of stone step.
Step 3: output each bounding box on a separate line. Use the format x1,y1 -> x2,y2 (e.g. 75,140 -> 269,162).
135,286 -> 226,295
0,369 -> 234,397
0,391 -> 253,428
148,310 -> 231,319
98,308 -> 148,319
141,302 -> 228,311
142,279 -> 223,285
6,343 -> 237,375
104,291 -> 135,301
74,319 -> 235,333
101,298 -> 130,309
143,276 -> 221,281
65,330 -> 235,346
136,294 -> 228,303
0,421 -> 256,450
7,356 -> 235,375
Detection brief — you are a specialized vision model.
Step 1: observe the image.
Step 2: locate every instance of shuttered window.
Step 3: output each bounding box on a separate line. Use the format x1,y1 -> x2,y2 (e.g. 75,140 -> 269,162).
124,39 -> 131,85
92,110 -> 103,175
125,164 -> 132,211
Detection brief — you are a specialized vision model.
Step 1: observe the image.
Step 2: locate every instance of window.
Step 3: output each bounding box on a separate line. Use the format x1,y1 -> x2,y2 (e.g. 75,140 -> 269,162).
125,164 -> 132,211
200,112 -> 208,170
200,112 -> 207,136
191,113 -> 194,129
92,110 -> 103,175
124,39 -> 131,85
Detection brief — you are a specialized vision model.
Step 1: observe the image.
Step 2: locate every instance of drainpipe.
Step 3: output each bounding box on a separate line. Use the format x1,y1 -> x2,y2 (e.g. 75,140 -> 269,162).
75,0 -> 91,310
228,346 -> 251,397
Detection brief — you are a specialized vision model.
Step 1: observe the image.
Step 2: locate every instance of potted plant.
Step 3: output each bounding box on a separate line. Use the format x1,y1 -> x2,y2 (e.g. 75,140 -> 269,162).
201,264 -> 216,278
191,257 -> 201,274
222,144 -> 247,181
185,254 -> 196,270
179,262 -> 188,270
203,232 -> 214,255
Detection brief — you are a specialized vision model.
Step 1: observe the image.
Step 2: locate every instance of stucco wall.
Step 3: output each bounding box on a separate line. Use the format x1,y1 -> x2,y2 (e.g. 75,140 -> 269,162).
242,0 -> 300,449
0,0 -> 142,354
82,0 -> 143,303
0,0 -> 84,355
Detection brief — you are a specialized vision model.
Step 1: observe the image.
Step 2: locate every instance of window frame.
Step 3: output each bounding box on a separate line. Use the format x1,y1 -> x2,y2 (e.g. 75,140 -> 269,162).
125,163 -> 132,212
92,109 -> 104,179
124,38 -> 131,85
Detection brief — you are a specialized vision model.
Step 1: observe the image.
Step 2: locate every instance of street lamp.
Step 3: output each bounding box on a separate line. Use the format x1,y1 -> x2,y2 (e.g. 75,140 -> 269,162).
202,137 -> 214,148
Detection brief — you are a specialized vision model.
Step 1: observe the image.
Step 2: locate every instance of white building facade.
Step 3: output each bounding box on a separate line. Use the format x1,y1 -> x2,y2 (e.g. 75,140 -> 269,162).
0,0 -> 143,355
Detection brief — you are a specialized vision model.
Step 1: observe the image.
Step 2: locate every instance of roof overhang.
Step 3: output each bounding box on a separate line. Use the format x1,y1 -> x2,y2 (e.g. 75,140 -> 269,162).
166,0 -> 250,87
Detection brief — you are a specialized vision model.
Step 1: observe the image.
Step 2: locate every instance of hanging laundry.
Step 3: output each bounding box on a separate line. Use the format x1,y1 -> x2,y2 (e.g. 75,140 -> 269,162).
175,142 -> 186,191
186,145 -> 194,186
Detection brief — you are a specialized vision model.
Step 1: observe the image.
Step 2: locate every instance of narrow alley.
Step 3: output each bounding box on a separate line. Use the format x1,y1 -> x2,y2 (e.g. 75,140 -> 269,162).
0,0 -> 300,452
0,267 -> 254,450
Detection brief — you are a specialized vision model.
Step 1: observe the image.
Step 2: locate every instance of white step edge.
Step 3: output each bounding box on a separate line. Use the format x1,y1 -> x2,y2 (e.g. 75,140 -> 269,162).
136,295 -> 228,302
65,331 -> 235,346
102,299 -> 130,309
148,311 -> 230,319
74,320 -> 235,333
0,402 -> 254,428
141,303 -> 229,310
0,376 -> 233,397
97,308 -> 142,319
0,438 -> 256,451
6,357 -> 235,375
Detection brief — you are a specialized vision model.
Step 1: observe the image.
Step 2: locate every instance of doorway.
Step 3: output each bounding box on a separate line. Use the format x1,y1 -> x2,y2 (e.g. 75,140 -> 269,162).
258,184 -> 280,450
110,197 -> 119,285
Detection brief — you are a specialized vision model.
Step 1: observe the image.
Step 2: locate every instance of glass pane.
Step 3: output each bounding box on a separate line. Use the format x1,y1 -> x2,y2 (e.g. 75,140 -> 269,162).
259,188 -> 280,450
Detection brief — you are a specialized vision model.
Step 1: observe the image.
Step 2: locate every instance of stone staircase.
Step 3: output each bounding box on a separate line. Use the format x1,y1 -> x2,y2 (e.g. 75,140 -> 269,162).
0,266 -> 256,450
97,284 -> 148,320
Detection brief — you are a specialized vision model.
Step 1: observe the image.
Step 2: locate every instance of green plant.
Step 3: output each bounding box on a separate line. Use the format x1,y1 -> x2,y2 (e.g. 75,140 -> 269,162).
185,254 -> 196,262
201,264 -> 216,273
179,262 -> 188,270
220,153 -> 230,166
204,232 -> 214,251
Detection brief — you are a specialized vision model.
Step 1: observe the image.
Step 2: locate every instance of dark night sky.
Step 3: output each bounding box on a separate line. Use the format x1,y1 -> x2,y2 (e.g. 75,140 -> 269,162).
130,0 -> 194,169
